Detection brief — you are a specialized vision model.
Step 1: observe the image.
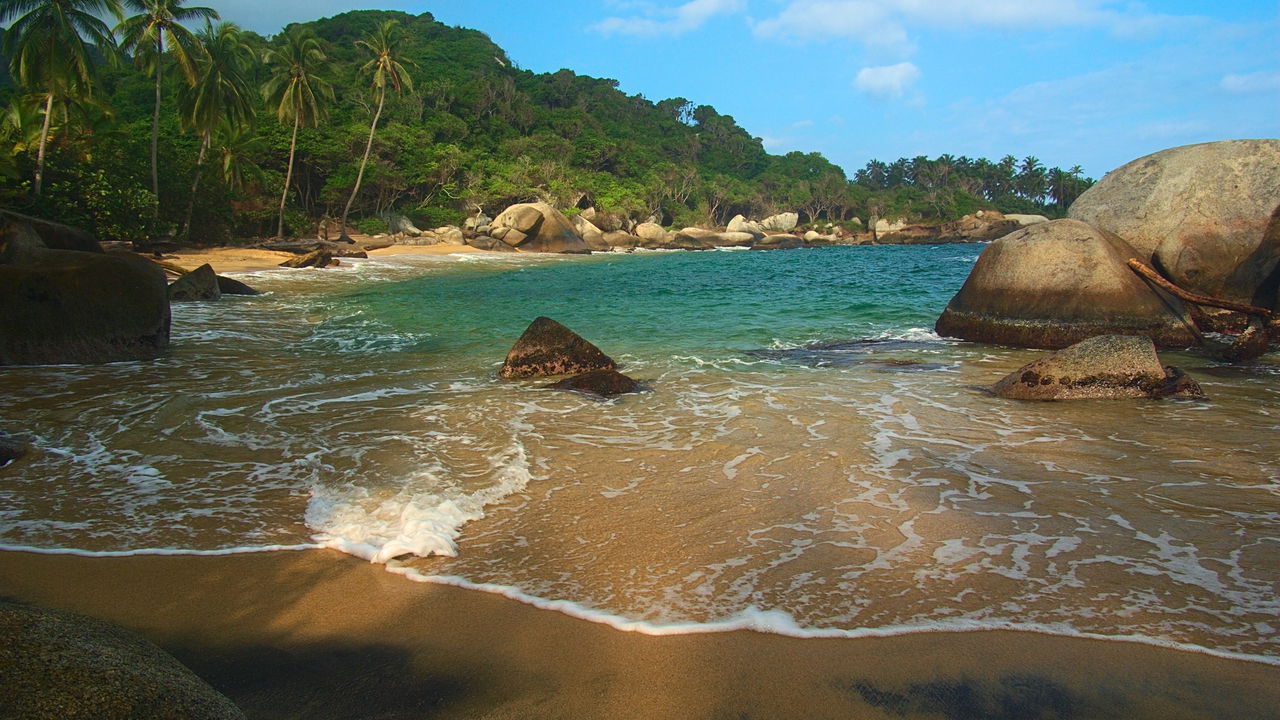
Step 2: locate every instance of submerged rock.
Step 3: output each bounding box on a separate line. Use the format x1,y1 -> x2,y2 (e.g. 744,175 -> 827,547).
547,369 -> 642,397
500,317 -> 616,379
991,335 -> 1205,401
0,601 -> 246,719
935,219 -> 1200,349
0,433 -> 27,466
168,263 -> 221,302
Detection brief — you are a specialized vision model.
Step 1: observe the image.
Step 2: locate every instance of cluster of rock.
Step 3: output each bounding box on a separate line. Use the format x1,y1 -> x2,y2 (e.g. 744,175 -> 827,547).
875,211 -> 1047,245
499,316 -> 641,398
936,140 -> 1280,354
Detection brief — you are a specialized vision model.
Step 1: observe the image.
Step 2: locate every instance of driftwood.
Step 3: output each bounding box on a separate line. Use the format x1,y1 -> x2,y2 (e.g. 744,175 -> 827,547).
1126,258 -> 1272,317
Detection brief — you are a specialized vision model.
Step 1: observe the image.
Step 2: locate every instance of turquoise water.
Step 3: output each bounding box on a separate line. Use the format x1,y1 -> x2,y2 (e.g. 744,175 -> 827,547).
2,245 -> 1278,661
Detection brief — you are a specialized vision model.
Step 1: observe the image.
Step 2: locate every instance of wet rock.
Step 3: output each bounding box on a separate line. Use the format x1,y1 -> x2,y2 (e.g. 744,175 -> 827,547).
216,275 -> 259,296
547,369 -> 642,397
279,250 -> 333,269
991,335 -> 1205,401
935,219 -> 1200,349
0,601 -> 246,719
0,433 -> 27,466
751,234 -> 804,250
500,317 -> 616,379
168,263 -> 221,302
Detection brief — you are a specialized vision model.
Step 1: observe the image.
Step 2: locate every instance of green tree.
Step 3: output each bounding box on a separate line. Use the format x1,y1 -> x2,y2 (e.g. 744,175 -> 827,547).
116,0 -> 219,230
176,20 -> 254,239
261,28 -> 333,238
339,18 -> 416,240
1,0 -> 123,196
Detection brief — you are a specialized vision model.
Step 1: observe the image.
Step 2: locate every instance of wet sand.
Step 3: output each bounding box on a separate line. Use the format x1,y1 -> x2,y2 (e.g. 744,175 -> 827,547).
160,242 -> 484,274
1,549 -> 1275,719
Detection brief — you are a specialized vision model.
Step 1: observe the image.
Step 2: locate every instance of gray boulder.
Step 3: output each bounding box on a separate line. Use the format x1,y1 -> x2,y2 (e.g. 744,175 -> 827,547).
760,212 -> 799,232
168,264 -> 221,302
0,601 -> 245,719
935,219 -> 1200,349
727,214 -> 764,236
0,217 -> 170,365
1068,139 -> 1280,307
492,203 -> 589,254
383,213 -> 422,237
634,222 -> 672,248
571,214 -> 608,251
500,316 -> 616,379
992,335 -> 1204,401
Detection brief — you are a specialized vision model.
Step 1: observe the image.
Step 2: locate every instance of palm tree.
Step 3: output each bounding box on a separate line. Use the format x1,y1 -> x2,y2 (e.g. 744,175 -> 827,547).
261,29 -> 333,239
339,19 -> 416,241
1,0 -> 123,196
176,20 -> 254,240
116,0 -> 218,229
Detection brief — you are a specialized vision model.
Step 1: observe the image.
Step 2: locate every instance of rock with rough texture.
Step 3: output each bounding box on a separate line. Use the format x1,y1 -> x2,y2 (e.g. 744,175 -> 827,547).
168,264 -> 221,302
383,213 -> 422,237
572,214 -> 608,251
936,219 -> 1200,349
0,601 -> 246,719
1005,213 -> 1050,227
634,222 -> 672,247
707,231 -> 756,248
1068,139 -> 1280,306
547,369 -> 642,397
727,215 -> 764,236
432,226 -> 465,245
500,317 -> 616,379
992,335 -> 1204,401
492,203 -> 589,254
216,275 -> 259,296
463,212 -> 492,231
0,222 -> 170,366
760,212 -> 799,232
603,230 -> 640,250
279,250 -> 333,268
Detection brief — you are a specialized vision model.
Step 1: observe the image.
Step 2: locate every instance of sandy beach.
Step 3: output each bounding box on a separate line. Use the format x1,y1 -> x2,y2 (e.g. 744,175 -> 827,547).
159,242 -> 484,274
1,549 -> 1276,719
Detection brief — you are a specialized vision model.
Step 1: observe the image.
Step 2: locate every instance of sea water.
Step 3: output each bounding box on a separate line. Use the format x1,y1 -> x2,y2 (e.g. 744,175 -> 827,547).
1,245 -> 1277,662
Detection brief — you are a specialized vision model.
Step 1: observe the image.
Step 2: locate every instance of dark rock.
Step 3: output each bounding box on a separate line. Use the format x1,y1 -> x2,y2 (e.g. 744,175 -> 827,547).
168,263 -> 221,302
259,240 -> 366,258
1217,318 -> 1273,363
751,234 -> 804,251
357,238 -> 395,252
936,219 -> 1201,349
0,433 -> 27,466
602,230 -> 640,250
0,601 -> 245,719
0,209 -> 100,253
0,229 -> 170,365
279,250 -> 333,269
216,275 -> 259,296
547,369 -> 642,397
500,317 -> 616,379
991,335 -> 1205,400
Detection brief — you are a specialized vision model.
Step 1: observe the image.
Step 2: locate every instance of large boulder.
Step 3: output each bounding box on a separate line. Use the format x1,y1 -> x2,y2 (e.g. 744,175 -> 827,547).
0,209 -> 100,253
727,215 -> 764,236
634,222 -> 673,248
571,214 -> 609,252
1068,139 -> 1280,307
500,317 -> 617,379
0,218 -> 170,365
0,601 -> 245,719
935,219 -> 1200,349
602,230 -> 640,250
0,432 -> 27,467
751,234 -> 804,251
760,212 -> 799,232
492,203 -> 589,254
168,263 -> 221,302
992,335 -> 1204,401
279,249 -> 334,268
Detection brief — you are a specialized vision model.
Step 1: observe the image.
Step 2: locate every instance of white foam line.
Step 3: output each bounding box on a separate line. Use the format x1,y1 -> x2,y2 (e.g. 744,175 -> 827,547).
0,543 -> 323,557
388,565 -> 1280,667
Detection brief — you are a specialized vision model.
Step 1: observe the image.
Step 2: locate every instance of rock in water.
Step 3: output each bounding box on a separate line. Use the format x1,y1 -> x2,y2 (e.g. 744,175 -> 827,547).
0,601 -> 246,719
1068,139 -> 1280,308
991,335 -> 1205,401
168,263 -> 221,302
279,250 -> 333,268
935,219 -> 1200,349
500,317 -> 616,379
547,369 -> 642,397
0,433 -> 26,466
215,275 -> 259,296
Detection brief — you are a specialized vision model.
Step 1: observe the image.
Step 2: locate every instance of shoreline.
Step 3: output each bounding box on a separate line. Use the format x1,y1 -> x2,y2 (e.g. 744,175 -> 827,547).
2,548 -> 1276,718
159,241 -> 485,274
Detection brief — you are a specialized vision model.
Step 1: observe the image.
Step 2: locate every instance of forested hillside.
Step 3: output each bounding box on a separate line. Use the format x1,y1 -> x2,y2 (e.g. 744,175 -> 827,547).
0,6 -> 1093,243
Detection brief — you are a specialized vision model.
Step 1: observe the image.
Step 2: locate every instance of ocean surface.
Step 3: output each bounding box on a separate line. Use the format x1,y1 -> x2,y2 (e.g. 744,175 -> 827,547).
2,245 -> 1278,662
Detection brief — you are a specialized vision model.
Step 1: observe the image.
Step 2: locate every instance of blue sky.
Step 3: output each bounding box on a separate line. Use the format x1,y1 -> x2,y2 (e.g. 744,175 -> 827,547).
208,1 -> 1277,179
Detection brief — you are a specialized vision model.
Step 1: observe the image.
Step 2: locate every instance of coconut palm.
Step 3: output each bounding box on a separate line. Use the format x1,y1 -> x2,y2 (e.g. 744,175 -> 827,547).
261,29 -> 333,239
339,19 -> 416,240
116,0 -> 218,228
176,20 -> 254,240
1,0 -> 123,196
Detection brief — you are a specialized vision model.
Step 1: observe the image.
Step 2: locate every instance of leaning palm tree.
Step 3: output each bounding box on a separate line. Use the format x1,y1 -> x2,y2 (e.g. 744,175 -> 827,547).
261,29 -> 333,239
338,19 -> 416,241
116,0 -> 218,228
1,0 -> 123,196
175,20 -> 254,240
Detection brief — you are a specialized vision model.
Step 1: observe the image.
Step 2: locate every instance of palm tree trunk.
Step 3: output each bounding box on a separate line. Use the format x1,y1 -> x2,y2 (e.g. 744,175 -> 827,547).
150,33 -> 164,234
277,114 -> 300,239
181,134 -> 210,241
32,92 -> 54,198
339,85 -> 385,241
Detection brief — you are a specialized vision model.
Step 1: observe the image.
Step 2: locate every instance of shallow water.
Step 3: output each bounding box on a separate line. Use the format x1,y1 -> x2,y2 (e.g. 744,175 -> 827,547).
1,246 -> 1277,661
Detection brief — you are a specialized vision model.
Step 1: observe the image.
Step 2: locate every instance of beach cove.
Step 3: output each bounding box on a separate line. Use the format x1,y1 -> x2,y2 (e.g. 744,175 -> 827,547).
2,244 -> 1278,716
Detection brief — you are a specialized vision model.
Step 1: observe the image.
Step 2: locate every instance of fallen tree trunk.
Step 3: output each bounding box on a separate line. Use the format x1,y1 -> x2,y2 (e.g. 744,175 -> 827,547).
1126,258 -> 1273,317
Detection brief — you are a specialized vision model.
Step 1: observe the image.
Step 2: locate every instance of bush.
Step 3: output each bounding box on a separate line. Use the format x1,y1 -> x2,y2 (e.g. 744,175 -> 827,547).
356,217 -> 385,235
410,205 -> 463,229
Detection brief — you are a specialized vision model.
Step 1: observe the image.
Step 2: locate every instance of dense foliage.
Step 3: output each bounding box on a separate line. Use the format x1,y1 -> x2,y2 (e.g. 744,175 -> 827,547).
0,6 -> 1094,243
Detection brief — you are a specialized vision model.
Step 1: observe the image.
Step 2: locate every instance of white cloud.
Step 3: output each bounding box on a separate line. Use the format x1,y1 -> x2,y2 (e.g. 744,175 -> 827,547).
753,1 -> 912,56
1220,70 -> 1280,94
854,61 -> 920,99
591,0 -> 746,37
